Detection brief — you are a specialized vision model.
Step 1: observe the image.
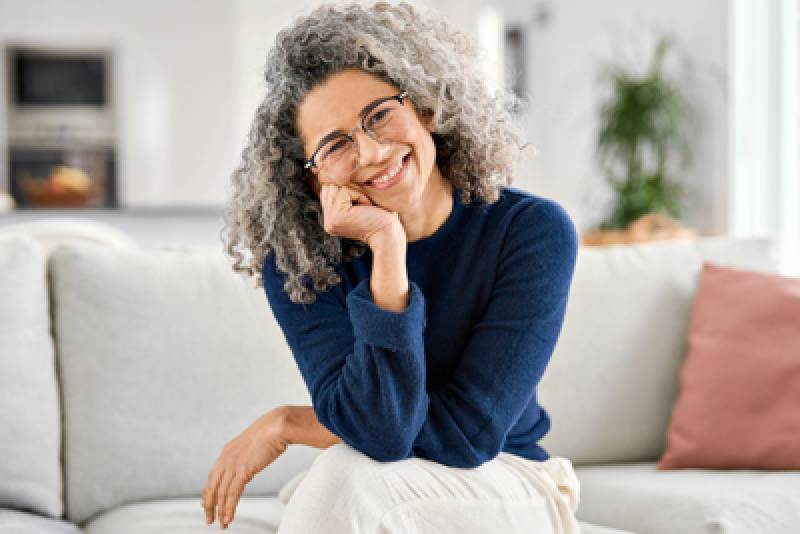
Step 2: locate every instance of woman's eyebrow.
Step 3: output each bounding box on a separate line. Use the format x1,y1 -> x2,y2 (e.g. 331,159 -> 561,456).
311,94 -> 390,154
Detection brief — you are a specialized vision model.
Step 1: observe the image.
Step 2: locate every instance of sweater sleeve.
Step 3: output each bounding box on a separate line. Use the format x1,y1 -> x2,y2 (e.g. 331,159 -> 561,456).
410,198 -> 579,468
261,251 -> 429,462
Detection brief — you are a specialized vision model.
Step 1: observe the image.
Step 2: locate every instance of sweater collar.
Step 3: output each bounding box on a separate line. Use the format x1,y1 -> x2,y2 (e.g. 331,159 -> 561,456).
406,184 -> 464,255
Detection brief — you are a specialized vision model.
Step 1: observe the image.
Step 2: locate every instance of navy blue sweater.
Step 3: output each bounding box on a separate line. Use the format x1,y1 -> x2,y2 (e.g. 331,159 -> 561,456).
262,185 -> 579,468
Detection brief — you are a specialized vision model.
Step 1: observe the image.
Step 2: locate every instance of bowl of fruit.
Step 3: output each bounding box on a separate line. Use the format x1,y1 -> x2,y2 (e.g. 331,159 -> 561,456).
20,165 -> 97,208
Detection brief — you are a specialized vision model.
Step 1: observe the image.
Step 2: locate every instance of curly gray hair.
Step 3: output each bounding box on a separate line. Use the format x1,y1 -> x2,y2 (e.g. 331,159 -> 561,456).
220,0 -> 535,305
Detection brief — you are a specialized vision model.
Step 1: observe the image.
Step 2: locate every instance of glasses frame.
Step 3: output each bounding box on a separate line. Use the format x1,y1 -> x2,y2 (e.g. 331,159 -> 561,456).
303,90 -> 409,173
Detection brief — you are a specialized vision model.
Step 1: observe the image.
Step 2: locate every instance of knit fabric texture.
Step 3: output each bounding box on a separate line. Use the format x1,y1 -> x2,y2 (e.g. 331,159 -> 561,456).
262,185 -> 579,468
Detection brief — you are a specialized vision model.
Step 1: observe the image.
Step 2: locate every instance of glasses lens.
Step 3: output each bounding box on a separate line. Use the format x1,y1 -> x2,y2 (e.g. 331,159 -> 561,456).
317,134 -> 356,180
365,97 -> 405,142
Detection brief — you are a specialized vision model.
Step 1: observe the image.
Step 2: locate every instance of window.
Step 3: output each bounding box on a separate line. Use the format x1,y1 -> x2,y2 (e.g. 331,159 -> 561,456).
730,0 -> 800,275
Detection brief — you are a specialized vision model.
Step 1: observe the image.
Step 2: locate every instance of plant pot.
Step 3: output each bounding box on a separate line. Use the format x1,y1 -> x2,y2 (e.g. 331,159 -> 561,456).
581,212 -> 697,246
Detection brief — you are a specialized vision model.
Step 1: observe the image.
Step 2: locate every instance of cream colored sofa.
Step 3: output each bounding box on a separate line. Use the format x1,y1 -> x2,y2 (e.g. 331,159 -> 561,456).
1,220 -> 796,534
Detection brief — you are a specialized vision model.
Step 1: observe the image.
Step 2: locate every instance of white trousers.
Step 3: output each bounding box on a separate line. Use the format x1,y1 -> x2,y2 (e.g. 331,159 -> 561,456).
276,443 -> 582,534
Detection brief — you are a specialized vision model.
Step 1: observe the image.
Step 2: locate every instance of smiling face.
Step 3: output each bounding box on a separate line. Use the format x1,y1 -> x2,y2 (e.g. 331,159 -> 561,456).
296,68 -> 441,211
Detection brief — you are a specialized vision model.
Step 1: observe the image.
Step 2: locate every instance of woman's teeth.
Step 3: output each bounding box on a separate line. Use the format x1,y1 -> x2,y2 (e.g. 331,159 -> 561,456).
370,158 -> 404,185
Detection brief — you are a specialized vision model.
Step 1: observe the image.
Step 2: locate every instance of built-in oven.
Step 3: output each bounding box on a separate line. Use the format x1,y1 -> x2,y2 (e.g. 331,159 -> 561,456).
4,44 -> 118,208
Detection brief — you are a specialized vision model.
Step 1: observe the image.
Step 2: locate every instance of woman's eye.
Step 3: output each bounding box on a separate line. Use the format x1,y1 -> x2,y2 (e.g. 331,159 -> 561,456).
368,109 -> 389,126
327,139 -> 348,155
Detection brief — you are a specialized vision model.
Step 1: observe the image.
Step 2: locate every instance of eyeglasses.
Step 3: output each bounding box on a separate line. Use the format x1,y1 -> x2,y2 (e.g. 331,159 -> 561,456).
303,91 -> 409,182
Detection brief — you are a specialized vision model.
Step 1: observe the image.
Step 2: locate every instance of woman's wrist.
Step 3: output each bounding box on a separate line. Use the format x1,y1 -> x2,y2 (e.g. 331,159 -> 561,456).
366,216 -> 406,252
277,404 -> 343,449
255,407 -> 291,447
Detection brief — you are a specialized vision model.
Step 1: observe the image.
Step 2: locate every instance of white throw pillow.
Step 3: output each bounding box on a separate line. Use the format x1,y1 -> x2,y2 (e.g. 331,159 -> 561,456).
0,234 -> 63,518
49,241 -> 320,525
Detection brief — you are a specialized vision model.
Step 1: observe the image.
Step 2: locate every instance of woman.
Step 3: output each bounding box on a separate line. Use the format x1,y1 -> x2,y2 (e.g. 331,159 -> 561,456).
202,1 -> 581,532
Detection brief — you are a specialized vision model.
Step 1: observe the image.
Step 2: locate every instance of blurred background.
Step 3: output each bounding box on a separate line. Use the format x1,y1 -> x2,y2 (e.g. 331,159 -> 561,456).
0,0 -> 797,274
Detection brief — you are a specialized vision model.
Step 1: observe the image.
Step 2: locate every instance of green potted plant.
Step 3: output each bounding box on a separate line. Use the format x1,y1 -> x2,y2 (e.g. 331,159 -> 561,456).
594,35 -> 693,232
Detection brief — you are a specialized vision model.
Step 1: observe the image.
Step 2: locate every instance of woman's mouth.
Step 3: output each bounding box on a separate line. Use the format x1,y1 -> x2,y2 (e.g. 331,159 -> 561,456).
365,153 -> 409,190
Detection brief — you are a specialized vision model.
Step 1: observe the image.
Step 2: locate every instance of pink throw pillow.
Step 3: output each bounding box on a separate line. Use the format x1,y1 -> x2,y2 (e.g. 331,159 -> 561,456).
657,262 -> 800,470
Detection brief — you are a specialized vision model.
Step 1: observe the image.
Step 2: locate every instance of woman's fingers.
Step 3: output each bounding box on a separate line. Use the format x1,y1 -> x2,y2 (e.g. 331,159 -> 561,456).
320,182 -> 330,206
222,475 -> 248,528
202,465 -> 241,529
216,468 -> 236,527
201,466 -> 223,524
348,187 -> 373,206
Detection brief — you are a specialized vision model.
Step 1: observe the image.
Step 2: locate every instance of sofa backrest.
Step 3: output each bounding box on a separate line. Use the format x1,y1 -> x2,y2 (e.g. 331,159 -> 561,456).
0,219 -> 137,256
0,234 -> 63,519
538,236 -> 778,466
48,241 -> 320,525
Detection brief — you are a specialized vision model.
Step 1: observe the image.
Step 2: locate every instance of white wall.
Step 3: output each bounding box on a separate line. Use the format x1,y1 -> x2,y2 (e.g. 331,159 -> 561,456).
231,0 -> 319,168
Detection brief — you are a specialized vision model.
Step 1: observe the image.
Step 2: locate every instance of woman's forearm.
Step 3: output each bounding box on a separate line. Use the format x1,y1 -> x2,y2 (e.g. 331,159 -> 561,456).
280,404 -> 343,449
367,227 -> 409,313
279,231 -> 407,449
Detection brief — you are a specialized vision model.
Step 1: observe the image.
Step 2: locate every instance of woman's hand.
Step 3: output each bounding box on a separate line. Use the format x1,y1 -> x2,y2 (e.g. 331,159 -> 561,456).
201,407 -> 289,529
319,183 -> 404,248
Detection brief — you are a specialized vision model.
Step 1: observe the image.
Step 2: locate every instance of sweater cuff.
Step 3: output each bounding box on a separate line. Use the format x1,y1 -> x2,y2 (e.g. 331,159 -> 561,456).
346,277 -> 427,352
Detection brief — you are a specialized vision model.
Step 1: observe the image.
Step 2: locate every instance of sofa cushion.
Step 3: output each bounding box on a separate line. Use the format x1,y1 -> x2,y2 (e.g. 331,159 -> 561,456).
579,522 -> 639,534
0,509 -> 82,533
537,237 -> 778,465
0,234 -> 63,518
81,496 -> 284,533
658,262 -> 800,469
0,219 -> 137,256
78,496 -> 634,534
574,461 -> 800,534
49,242 -> 322,524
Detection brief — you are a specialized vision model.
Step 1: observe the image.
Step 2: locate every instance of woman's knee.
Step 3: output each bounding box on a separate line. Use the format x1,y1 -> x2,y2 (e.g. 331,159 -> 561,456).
293,443 -> 385,499
277,443 -> 401,532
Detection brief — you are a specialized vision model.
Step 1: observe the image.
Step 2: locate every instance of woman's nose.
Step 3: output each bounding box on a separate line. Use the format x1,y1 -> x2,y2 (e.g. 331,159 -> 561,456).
353,129 -> 391,167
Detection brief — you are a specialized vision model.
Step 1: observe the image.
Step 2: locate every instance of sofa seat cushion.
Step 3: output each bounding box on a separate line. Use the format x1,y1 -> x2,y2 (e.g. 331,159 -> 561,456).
574,461 -> 800,534
580,522 -> 639,534
78,496 -> 631,534
82,496 -> 285,533
0,509 -> 82,533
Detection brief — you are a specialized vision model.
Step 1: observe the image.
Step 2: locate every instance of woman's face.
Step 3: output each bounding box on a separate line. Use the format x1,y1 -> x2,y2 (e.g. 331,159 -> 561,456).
296,68 -> 438,211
